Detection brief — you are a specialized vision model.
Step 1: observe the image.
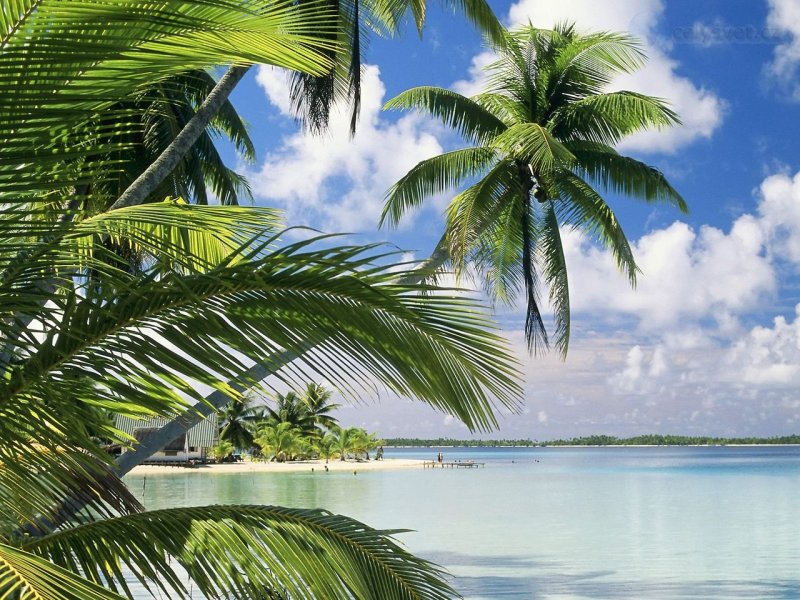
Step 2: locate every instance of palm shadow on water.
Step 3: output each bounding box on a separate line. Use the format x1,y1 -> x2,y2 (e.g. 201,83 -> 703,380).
425,551 -> 800,599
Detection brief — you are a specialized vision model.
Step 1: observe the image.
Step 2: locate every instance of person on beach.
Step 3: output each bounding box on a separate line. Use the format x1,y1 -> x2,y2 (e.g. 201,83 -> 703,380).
437,452 -> 443,465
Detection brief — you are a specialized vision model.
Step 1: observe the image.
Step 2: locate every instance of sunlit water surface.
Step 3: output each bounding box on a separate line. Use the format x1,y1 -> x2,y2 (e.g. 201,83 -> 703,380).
124,446 -> 800,599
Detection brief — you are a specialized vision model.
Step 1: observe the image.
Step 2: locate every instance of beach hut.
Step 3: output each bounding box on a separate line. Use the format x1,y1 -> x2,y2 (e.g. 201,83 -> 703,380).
115,414 -> 218,464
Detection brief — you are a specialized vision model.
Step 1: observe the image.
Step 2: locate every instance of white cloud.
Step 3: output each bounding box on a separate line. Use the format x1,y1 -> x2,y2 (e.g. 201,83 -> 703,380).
563,216 -> 775,331
723,305 -> 800,386
250,65 -> 443,232
459,0 -> 726,154
765,0 -> 800,100
758,170 -> 800,264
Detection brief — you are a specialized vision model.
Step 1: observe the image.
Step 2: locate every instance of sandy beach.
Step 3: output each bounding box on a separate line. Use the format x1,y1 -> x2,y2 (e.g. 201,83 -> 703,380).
127,457 -> 427,476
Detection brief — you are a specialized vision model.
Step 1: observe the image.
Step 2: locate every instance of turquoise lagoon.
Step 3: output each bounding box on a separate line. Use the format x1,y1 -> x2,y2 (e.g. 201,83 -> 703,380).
125,446 -> 800,599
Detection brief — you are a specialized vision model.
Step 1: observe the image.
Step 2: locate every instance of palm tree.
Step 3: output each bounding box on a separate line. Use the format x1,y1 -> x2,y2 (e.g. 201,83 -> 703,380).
1,1 -> 524,596
255,422 -> 304,462
382,24 -> 687,356
329,426 -> 353,461
265,391 -> 318,437
317,432 -> 341,463
219,395 -> 266,451
349,428 -> 381,460
210,439 -> 235,462
301,382 -> 341,436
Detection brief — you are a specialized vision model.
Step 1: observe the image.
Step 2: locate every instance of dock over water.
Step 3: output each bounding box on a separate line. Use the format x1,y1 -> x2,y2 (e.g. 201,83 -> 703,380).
423,460 -> 485,469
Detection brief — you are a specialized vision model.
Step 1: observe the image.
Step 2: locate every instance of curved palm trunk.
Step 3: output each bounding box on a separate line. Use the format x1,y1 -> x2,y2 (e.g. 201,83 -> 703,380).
110,65 -> 250,210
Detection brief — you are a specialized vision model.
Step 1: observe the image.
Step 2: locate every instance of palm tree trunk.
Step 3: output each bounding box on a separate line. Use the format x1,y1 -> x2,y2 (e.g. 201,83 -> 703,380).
110,65 -> 250,210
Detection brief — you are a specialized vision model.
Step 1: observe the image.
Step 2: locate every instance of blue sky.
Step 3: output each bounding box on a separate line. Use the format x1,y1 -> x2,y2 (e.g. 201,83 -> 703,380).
226,0 -> 800,440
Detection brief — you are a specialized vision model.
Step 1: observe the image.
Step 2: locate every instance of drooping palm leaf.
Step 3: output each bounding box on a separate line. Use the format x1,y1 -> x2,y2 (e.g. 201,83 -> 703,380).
26,505 -> 458,600
0,543 -> 127,600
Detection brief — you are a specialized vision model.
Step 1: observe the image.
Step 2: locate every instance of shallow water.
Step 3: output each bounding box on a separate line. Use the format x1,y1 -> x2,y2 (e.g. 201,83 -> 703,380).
124,446 -> 800,599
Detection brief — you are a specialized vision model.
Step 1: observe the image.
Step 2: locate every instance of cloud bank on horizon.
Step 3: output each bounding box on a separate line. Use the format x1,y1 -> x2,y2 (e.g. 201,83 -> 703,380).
244,0 -> 800,439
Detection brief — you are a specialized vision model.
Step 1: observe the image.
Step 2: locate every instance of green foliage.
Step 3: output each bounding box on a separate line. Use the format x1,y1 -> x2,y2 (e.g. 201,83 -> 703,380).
210,440 -> 235,462
383,23 -> 686,356
0,1 -> 525,597
384,438 -> 536,447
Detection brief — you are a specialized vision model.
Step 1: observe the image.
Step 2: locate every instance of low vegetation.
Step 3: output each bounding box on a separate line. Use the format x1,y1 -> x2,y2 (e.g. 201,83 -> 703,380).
218,383 -> 383,462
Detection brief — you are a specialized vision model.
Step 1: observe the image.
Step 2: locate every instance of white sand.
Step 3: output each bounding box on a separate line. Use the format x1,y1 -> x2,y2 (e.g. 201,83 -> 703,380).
126,458 -> 427,476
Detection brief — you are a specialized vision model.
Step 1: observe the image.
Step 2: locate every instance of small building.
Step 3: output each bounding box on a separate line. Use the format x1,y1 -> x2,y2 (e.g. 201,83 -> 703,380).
116,414 -> 218,464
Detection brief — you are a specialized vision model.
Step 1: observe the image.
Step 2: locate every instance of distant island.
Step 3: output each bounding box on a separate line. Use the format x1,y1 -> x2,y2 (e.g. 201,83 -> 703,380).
385,434 -> 800,447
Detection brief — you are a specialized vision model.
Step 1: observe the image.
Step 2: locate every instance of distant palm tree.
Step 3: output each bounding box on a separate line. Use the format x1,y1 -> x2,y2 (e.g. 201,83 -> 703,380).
219,396 -> 266,451
331,426 -> 357,461
255,422 -> 304,462
316,432 -> 340,463
382,23 -> 686,356
349,428 -> 381,460
266,391 -> 317,437
301,383 -> 341,437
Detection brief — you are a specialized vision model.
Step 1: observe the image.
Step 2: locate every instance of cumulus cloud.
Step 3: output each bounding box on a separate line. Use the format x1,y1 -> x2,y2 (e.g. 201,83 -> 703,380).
758,170 -> 800,264
250,65 -> 444,232
457,0 -> 726,154
765,0 -> 800,100
723,305 -> 800,386
562,216 -> 775,331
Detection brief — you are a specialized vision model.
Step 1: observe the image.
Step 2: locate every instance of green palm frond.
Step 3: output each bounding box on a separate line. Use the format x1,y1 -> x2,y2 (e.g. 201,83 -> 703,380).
382,147 -> 498,227
568,142 -> 687,211
538,201 -> 570,356
0,543 -> 127,600
548,28 -> 647,96
446,158 -> 519,273
1,0 -> 337,204
385,87 -> 507,145
27,505 -> 458,600
490,123 -> 576,172
551,91 -> 680,145
554,170 -> 638,285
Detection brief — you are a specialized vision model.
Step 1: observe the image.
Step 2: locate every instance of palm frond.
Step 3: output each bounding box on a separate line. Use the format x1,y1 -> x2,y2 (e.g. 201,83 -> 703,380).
382,147 -> 498,227
385,86 -> 506,145
445,158 -> 518,273
27,505 -> 458,600
550,91 -> 680,146
568,142 -> 688,211
538,201 -> 570,357
554,170 -> 638,285
490,123 -> 576,173
0,543 -> 127,600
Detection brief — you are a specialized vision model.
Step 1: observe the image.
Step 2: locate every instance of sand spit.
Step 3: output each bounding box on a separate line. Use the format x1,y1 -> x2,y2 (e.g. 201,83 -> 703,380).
127,458 -> 426,476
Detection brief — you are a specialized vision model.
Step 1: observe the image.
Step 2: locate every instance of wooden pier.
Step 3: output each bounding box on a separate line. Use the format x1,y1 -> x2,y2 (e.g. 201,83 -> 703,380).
423,460 -> 485,469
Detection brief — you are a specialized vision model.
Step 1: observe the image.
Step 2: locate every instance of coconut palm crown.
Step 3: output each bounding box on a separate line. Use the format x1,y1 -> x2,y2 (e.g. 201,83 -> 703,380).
381,23 -> 687,356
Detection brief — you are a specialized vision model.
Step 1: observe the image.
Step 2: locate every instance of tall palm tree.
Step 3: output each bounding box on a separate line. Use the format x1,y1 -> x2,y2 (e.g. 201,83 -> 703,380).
382,24 -> 687,356
219,395 -> 266,451
266,391 -> 318,437
301,382 -> 341,435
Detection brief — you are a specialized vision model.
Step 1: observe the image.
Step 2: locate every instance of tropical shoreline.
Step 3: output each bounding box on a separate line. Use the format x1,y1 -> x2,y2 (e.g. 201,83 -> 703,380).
126,457 -> 427,476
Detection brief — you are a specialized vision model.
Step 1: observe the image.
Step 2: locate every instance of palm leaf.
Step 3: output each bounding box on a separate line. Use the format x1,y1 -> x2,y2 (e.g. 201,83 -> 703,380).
385,86 -> 506,145
0,543 -> 127,600
490,123 -> 576,173
568,142 -> 688,211
538,201 -> 570,357
554,170 -> 638,285
382,147 -> 498,227
550,91 -> 680,145
27,505 -> 458,600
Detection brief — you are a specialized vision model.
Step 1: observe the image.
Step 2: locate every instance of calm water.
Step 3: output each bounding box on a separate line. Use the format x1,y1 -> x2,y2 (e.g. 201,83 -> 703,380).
124,446 -> 800,599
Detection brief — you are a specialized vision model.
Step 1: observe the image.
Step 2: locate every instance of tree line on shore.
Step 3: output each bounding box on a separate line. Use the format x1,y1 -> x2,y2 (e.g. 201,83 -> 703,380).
214,383 -> 383,462
386,434 -> 800,447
